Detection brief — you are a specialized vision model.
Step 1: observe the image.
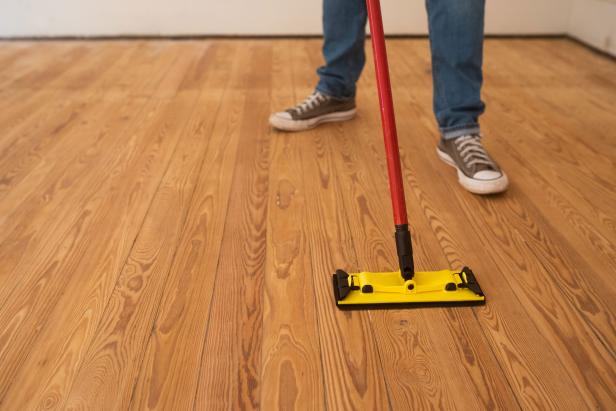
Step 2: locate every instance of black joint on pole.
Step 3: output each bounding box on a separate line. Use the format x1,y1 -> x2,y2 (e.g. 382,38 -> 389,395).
395,224 -> 414,280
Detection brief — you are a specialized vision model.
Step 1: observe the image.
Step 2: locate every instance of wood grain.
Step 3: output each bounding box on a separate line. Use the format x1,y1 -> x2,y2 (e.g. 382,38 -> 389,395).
1,38 -> 615,410
258,42 -> 324,410
0,43 -> 208,405
295,42 -> 391,410
188,44 -> 273,411
1,48 -> 212,411
128,43 -> 247,410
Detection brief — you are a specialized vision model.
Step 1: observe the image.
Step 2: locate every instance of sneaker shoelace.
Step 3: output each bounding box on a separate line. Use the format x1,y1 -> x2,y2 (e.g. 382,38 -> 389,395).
293,92 -> 328,114
455,135 -> 496,169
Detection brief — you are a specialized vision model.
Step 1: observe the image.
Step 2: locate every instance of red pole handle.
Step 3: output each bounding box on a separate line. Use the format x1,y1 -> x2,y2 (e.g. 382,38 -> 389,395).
366,0 -> 408,226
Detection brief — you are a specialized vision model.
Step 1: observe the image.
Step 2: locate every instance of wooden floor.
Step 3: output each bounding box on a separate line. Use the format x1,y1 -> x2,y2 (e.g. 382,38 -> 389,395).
0,38 -> 615,410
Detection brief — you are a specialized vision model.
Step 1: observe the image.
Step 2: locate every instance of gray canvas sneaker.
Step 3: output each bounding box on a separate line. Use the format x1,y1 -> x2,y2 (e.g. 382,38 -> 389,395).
437,134 -> 509,194
269,91 -> 356,131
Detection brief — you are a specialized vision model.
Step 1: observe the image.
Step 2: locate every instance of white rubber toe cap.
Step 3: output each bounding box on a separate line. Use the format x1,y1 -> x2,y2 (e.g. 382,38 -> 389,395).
473,170 -> 503,181
272,111 -> 292,120
269,111 -> 296,130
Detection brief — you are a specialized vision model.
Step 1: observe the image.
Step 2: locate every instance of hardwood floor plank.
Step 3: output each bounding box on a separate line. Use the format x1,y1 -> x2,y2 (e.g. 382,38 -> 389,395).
0,44 -> 34,79
0,43 -> 152,201
0,43 -> 195,246
59,88 -> 204,409
301,132 -> 392,411
0,43 -> 81,90
0,93 -> 165,401
4,95 -> 200,410
260,135 -> 325,410
502,40 -> 616,140
487,93 -> 616,241
0,93 -> 145,302
0,42 -> 138,139
482,120 -> 616,271
0,43 -> 211,401
21,47 -> 217,411
0,44 -> 102,138
485,127 -> 616,286
0,90 -> 198,404
0,88 -> 109,199
257,43 -> 324,410
295,42 -> 391,410
152,43 -> 214,95
125,43 -> 247,410
0,89 -> 60,153
189,45 -> 272,411
1,46 -> 217,410
0,43 -> 159,198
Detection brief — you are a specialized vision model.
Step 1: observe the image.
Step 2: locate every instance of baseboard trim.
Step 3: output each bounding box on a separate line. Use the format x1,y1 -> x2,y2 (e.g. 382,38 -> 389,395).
0,33 -> 567,41
0,33 -> 613,60
566,35 -> 616,60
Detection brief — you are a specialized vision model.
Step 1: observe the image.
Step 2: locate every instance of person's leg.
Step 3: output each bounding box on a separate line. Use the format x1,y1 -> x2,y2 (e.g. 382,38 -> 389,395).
316,0 -> 368,99
428,0 -> 508,194
426,0 -> 485,139
269,0 -> 366,131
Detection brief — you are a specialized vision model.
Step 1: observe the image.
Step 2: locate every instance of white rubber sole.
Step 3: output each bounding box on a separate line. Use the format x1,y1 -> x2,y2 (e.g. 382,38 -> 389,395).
269,108 -> 357,132
436,148 -> 509,195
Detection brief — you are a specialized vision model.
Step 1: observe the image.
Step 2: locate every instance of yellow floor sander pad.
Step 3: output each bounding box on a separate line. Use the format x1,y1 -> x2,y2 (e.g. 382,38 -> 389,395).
333,267 -> 485,308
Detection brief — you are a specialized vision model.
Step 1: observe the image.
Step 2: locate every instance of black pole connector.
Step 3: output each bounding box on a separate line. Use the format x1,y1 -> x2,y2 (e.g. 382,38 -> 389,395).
395,224 -> 415,280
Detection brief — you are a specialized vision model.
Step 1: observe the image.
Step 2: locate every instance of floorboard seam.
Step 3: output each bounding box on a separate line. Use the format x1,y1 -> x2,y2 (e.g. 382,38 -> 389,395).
124,62 -> 218,411
0,85 -> 159,402
58,49 -> 191,406
190,56 -> 250,411
124,100 -> 201,409
328,132 -> 394,409
441,182 -> 594,407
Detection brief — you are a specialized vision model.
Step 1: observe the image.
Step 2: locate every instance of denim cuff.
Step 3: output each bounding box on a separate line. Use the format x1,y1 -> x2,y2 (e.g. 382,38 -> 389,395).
315,84 -> 355,100
440,124 -> 481,140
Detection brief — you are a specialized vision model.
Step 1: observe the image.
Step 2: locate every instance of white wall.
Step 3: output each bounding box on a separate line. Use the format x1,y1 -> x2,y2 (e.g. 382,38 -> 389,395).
0,0 -> 572,37
2,0 -> 613,57
568,0 -> 616,56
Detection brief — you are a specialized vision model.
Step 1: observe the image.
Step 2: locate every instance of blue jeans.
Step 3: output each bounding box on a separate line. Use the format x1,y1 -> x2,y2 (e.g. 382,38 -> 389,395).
316,0 -> 485,139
